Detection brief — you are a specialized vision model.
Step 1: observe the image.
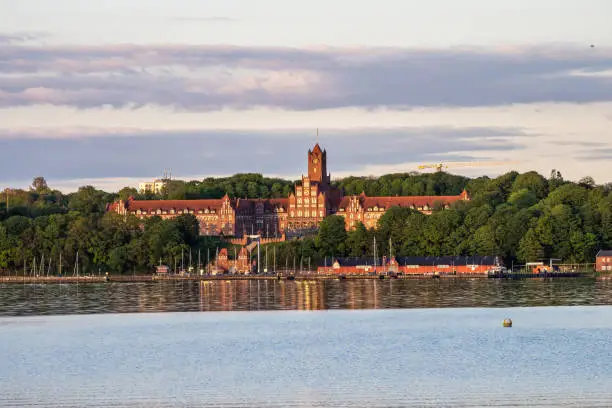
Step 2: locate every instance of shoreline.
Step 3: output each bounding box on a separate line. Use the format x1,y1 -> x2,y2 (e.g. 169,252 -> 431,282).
0,271 -> 604,284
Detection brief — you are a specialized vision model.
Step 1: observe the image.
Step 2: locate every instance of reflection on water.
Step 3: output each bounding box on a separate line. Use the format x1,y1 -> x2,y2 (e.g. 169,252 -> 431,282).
2,278 -> 612,316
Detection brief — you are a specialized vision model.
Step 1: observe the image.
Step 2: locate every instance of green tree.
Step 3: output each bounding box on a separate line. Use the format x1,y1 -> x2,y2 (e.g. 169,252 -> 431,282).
31,177 -> 50,193
518,228 -> 544,263
117,187 -> 138,201
316,215 -> 347,256
346,222 -> 369,257
512,171 -> 548,199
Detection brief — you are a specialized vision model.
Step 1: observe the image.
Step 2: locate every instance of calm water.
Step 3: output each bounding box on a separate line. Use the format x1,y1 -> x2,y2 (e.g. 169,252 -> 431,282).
2,279 -> 612,407
2,278 -> 612,315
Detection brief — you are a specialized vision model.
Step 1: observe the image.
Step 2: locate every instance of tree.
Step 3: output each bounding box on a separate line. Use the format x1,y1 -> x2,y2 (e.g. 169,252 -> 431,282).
31,177 -> 49,193
68,186 -> 109,214
117,187 -> 138,201
316,215 -> 347,256
508,189 -> 538,209
512,172 -> 548,199
175,214 -> 199,247
579,176 -> 596,189
346,222 -> 369,257
549,169 -> 564,192
518,228 -> 544,263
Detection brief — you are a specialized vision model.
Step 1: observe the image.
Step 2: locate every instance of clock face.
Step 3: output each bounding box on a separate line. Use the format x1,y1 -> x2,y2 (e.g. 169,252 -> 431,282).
312,158 -> 319,164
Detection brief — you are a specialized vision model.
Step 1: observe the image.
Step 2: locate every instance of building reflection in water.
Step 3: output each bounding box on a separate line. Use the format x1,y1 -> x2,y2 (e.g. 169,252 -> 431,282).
20,278 -> 611,316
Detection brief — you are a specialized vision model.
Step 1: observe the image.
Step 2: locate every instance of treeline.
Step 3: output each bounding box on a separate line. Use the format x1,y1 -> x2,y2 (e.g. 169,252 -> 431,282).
115,171 -> 469,201
262,171 -> 612,268
0,171 -> 611,274
117,173 -> 296,201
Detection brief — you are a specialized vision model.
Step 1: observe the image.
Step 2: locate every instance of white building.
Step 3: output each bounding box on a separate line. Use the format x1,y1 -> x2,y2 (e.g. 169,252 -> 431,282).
138,179 -> 166,194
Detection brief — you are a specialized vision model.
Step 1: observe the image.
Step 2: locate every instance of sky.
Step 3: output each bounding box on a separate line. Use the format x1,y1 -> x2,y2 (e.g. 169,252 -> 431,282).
1,0 -> 612,192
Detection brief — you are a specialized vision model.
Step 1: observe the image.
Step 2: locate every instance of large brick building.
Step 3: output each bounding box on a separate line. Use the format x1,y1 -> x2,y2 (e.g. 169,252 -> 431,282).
108,143 -> 470,237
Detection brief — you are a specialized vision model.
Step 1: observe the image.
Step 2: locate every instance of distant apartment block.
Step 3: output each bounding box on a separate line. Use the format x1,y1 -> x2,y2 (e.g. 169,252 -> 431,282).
138,179 -> 167,194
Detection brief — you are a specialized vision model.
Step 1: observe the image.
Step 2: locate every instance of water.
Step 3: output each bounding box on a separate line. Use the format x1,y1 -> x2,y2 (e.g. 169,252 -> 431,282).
2,279 -> 612,407
2,278 -> 612,315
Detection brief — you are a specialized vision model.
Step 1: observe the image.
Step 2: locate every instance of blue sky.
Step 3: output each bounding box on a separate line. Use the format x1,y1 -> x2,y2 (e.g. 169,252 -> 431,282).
1,0 -> 612,191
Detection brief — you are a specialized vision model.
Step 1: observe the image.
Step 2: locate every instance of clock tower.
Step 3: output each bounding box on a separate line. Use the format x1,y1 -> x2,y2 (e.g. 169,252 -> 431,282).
308,143 -> 329,186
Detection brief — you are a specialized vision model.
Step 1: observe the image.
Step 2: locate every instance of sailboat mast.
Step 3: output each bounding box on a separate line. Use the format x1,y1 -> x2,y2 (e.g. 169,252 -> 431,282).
389,237 -> 392,273
373,236 -> 377,272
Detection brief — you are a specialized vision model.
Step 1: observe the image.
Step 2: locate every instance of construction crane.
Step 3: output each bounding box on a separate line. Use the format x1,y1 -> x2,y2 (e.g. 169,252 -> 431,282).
418,161 -> 520,172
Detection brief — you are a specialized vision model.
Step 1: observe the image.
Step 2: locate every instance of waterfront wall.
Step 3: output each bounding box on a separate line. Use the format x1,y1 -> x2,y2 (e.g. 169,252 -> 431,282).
317,264 -> 494,275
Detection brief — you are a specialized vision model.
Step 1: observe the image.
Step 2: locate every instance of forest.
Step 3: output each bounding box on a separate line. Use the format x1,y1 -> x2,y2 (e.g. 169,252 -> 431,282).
0,170 -> 611,274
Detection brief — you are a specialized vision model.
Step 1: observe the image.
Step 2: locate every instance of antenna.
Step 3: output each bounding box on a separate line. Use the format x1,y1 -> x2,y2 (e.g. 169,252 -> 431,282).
316,128 -> 319,145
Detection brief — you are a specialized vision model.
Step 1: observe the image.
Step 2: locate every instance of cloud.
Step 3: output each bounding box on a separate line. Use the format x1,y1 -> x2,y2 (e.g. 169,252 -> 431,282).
168,17 -> 237,22
0,37 -> 611,110
576,148 -> 612,161
0,32 -> 44,44
0,126 -> 526,185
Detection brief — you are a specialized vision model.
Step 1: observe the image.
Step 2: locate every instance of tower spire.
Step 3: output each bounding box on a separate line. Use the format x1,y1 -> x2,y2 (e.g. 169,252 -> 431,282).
316,128 -> 319,145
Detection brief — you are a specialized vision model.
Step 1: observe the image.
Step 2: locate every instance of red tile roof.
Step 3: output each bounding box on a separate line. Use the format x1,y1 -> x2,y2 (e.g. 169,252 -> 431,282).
339,192 -> 467,210
127,199 -> 224,211
125,197 -> 289,213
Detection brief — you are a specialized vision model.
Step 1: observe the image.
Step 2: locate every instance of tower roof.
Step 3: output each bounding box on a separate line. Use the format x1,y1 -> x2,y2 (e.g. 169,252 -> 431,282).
311,143 -> 323,154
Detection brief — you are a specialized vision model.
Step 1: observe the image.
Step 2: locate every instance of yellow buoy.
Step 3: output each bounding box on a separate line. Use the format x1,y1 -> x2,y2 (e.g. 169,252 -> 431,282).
503,318 -> 512,328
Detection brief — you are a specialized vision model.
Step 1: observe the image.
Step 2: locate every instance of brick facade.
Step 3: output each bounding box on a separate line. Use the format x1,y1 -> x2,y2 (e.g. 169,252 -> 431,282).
596,250 -> 612,272
107,143 -> 470,236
